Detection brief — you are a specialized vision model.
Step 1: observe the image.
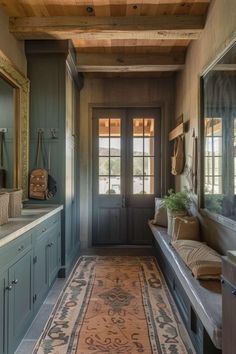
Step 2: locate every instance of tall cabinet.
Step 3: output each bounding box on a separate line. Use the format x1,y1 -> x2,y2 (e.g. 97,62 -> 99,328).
26,40 -> 83,276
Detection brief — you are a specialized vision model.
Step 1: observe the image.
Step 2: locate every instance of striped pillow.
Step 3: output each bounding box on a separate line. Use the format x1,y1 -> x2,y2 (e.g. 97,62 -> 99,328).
172,240 -> 222,280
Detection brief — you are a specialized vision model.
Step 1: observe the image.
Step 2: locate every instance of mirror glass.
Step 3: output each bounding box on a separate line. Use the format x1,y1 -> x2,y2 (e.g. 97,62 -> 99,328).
0,75 -> 15,189
202,42 -> 236,218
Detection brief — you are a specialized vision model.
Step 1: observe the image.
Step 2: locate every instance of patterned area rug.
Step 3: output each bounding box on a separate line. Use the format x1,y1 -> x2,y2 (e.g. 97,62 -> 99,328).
33,256 -> 195,354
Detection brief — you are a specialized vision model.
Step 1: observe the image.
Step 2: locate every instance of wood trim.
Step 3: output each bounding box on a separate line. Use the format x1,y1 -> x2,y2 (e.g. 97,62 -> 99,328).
10,15 -> 205,40
78,64 -> 184,72
168,122 -> 184,141
0,50 -> 30,199
77,52 -> 185,67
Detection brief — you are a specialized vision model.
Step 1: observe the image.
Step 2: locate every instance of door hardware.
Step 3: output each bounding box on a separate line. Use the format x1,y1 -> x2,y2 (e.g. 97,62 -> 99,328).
12,279 -> 18,285
6,285 -> 12,291
122,196 -> 126,208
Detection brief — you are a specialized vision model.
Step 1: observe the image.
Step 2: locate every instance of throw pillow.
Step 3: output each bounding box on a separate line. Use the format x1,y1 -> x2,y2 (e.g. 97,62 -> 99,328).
172,240 -> 222,280
151,198 -> 168,227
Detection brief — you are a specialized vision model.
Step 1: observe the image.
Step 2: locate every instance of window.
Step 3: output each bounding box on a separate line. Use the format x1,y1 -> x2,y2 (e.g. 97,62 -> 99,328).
133,118 -> 155,194
98,118 -> 121,194
204,118 -> 222,195
202,42 -> 236,218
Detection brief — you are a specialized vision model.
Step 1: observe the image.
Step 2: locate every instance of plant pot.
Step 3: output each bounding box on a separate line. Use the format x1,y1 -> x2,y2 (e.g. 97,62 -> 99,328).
167,209 -> 187,237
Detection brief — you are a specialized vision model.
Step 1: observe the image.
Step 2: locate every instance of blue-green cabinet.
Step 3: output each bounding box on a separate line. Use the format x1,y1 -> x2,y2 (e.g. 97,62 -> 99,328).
33,216 -> 61,311
0,210 -> 62,354
8,251 -> 33,354
33,231 -> 49,312
25,40 -> 82,276
48,228 -> 60,286
0,271 -> 8,354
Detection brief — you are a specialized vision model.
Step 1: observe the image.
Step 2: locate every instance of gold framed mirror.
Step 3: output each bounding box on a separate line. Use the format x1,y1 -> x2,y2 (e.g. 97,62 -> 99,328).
0,50 -> 29,199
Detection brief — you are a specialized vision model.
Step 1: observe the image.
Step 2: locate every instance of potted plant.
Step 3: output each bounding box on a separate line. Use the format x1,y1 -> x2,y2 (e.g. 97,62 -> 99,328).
164,189 -> 191,236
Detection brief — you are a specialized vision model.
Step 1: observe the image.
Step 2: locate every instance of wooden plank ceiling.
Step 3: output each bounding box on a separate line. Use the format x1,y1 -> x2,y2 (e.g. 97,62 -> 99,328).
0,0 -> 210,76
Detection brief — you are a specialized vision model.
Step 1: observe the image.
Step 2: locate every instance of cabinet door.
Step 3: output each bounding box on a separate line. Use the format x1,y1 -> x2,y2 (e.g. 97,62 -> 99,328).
8,252 -> 33,353
33,232 -> 49,312
0,272 -> 8,354
48,229 -> 59,286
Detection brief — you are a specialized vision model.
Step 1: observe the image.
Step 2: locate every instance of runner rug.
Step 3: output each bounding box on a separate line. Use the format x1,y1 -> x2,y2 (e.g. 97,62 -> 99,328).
33,256 -> 194,354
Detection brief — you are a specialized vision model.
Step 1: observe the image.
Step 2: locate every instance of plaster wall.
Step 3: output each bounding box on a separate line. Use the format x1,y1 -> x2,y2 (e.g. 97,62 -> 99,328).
175,0 -> 236,254
175,0 -> 236,190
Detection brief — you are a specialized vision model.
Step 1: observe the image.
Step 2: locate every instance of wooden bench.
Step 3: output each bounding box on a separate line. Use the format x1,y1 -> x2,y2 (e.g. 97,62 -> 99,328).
149,221 -> 222,354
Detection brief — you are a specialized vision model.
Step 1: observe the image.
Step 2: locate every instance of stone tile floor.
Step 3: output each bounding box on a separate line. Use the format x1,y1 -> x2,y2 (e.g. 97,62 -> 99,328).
15,278 -> 66,354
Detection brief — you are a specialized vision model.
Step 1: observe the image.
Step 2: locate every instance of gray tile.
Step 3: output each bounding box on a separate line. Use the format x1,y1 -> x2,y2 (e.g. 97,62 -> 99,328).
25,304 -> 54,340
15,340 -> 37,354
43,278 -> 66,305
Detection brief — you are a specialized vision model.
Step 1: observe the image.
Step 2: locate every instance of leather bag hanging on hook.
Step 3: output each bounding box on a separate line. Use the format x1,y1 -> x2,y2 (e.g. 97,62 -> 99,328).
0,132 -> 6,188
29,131 -> 57,200
171,136 -> 185,175
29,131 -> 48,200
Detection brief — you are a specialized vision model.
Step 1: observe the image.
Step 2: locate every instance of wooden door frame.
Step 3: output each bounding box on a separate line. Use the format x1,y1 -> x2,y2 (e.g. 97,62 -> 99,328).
89,102 -> 168,246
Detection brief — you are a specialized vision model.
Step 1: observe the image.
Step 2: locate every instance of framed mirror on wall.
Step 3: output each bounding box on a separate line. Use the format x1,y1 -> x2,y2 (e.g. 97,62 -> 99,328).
200,40 -> 236,221
0,50 -> 29,199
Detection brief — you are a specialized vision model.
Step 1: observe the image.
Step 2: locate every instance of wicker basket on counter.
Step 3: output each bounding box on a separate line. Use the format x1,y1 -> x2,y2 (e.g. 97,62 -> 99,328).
0,189 -> 23,218
8,189 -> 23,218
0,192 -> 9,225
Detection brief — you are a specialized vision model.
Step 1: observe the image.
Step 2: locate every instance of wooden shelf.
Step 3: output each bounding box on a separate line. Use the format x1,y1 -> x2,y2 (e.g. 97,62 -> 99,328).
169,122 -> 184,141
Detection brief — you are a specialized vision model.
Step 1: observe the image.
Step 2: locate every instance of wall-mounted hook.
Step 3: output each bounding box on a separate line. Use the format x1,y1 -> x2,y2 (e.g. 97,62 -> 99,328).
50,128 -> 58,139
37,128 -> 44,134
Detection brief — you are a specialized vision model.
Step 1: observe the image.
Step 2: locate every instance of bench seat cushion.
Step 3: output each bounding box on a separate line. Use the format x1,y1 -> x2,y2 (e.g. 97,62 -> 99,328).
172,239 -> 222,280
149,221 -> 222,349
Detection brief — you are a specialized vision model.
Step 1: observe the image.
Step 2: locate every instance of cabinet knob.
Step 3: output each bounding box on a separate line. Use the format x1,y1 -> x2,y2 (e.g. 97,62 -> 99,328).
18,245 -> 24,252
6,285 -> 12,291
42,228 -> 47,233
12,279 -> 18,285
232,290 -> 236,296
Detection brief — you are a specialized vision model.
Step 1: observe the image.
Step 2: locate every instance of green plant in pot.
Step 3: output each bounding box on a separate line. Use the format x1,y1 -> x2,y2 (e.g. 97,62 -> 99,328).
164,189 -> 191,236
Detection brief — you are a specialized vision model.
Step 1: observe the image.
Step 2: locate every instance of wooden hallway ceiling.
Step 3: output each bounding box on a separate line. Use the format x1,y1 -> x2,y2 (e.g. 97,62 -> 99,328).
0,0 -> 211,75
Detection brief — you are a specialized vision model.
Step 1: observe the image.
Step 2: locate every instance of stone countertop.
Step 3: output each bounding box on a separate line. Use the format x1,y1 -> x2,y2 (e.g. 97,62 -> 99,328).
0,204 -> 63,248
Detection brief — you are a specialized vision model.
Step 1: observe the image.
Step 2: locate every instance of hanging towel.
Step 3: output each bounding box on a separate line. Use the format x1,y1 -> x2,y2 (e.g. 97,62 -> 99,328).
171,136 -> 185,175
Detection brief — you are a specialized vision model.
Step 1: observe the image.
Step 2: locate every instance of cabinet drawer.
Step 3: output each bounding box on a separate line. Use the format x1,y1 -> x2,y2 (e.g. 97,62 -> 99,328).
37,213 -> 60,237
0,232 -> 32,269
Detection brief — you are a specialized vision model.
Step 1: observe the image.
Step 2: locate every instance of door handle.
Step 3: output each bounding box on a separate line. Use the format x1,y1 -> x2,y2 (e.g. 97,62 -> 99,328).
122,196 -> 126,208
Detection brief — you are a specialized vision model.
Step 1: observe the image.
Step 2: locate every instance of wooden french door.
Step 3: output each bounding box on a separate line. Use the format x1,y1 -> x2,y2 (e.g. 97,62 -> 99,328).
92,107 -> 161,245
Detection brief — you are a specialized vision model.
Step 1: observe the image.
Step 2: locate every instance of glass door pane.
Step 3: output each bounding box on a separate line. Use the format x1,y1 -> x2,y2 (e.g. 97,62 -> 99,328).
98,118 -> 121,195
132,118 -> 155,194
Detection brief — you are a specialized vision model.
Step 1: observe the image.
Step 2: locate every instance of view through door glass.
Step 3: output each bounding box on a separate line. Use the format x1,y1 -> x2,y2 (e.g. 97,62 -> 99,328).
99,118 -> 121,195
92,108 -> 161,245
133,117 -> 155,194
